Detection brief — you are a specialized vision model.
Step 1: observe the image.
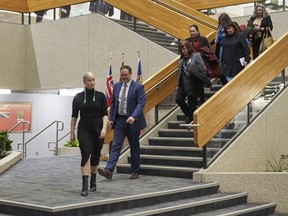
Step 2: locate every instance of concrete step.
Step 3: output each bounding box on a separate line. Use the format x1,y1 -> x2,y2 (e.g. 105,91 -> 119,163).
148,137 -> 230,148
98,192 -> 252,216
129,154 -> 204,168
117,163 -> 200,179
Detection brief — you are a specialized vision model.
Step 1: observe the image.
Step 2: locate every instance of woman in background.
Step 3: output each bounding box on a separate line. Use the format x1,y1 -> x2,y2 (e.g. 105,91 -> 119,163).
70,72 -> 108,196
186,24 -> 210,104
249,4 -> 273,59
211,13 -> 232,85
221,22 -> 251,80
176,41 -> 211,124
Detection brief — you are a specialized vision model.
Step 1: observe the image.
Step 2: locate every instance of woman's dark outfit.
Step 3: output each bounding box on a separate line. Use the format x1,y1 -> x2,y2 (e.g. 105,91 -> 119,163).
249,15 -> 273,59
221,33 -> 251,78
176,53 -> 211,123
186,35 -> 210,104
72,88 -> 107,167
186,35 -> 210,52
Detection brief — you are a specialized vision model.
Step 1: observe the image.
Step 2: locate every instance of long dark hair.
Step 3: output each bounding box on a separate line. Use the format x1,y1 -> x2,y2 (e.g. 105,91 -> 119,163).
218,13 -> 232,27
224,21 -> 240,36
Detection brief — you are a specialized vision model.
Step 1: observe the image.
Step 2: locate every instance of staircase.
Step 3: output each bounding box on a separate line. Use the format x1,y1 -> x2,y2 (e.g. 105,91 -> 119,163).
112,19 -> 179,54
97,183 -> 277,215
113,80 -> 287,215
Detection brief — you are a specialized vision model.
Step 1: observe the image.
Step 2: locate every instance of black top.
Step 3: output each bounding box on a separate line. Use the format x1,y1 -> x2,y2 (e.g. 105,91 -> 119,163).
222,33 -> 251,77
72,88 -> 107,131
249,15 -> 273,33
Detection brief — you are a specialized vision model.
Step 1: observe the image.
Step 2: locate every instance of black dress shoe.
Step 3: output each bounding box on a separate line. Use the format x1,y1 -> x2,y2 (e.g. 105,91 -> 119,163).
97,167 -> 112,179
129,173 -> 139,180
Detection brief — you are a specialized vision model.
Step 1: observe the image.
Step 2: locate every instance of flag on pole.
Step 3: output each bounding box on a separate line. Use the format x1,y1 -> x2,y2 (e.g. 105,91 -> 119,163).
105,54 -> 114,107
119,52 -> 125,82
137,49 -> 143,83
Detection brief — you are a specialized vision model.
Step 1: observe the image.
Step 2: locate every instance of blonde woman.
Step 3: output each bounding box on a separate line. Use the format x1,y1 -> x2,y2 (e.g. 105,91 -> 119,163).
249,4 -> 273,59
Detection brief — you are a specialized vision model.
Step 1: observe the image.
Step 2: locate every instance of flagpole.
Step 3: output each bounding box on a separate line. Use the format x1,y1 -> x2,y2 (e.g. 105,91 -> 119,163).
137,49 -> 143,83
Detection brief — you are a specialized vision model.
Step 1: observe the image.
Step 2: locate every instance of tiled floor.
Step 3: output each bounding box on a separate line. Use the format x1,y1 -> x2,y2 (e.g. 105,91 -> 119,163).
0,155 -> 194,214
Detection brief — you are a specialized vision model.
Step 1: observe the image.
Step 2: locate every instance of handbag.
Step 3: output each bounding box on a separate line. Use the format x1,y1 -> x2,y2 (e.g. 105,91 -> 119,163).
259,27 -> 273,54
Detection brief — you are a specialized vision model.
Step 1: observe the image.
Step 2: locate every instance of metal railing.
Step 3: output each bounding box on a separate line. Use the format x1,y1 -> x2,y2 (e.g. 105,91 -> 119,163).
17,121 -> 64,158
8,121 -> 31,158
48,127 -> 78,156
203,71 -> 287,168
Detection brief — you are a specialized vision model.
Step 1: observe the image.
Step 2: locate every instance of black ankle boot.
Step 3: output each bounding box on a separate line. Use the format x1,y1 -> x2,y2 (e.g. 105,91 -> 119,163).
81,175 -> 88,196
90,173 -> 96,192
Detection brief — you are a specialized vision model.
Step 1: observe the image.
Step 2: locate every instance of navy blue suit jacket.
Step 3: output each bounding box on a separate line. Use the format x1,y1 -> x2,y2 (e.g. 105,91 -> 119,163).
109,80 -> 147,132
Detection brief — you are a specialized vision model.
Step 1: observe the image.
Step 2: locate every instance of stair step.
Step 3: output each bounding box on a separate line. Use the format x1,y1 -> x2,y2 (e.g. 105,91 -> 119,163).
98,192 -> 249,216
193,202 -> 277,215
117,164 -> 200,178
168,120 -> 246,130
140,145 -> 220,162
148,137 -> 229,148
129,154 -> 204,168
140,145 -> 203,157
159,127 -> 239,140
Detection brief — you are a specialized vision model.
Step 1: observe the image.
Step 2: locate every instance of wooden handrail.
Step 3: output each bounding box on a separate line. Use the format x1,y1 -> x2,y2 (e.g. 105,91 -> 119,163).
103,0 -> 216,40
0,0 -> 263,14
194,32 -> 288,148
156,0 -> 218,29
177,0 -> 264,10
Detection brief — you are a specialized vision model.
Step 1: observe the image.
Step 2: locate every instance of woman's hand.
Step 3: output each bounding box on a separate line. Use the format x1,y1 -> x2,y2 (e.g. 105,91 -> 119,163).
70,132 -> 75,143
100,128 -> 106,139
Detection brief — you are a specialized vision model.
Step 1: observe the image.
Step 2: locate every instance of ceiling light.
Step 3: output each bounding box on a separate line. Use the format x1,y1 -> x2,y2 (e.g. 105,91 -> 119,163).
0,89 -> 11,94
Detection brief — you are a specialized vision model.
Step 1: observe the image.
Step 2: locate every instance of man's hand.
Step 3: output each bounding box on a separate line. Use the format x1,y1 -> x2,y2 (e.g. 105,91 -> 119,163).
126,117 -> 135,124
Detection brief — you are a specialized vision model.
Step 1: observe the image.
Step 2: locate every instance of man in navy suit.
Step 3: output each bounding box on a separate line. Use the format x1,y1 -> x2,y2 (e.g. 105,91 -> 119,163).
98,65 -> 146,180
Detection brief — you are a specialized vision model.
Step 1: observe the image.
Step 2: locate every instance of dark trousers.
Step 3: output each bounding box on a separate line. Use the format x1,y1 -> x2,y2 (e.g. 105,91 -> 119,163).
252,37 -> 262,60
120,11 -> 133,21
176,87 -> 201,122
106,116 -> 140,173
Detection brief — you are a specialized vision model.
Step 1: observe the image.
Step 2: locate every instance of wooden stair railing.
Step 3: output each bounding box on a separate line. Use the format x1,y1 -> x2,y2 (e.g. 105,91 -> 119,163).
177,0 -> 263,10
194,32 -> 288,148
103,0 -> 216,40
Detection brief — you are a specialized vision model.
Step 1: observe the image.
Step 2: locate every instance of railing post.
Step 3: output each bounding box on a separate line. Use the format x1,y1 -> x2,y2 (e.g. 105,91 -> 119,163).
53,8 -> 56,20
55,122 -> 59,156
281,70 -> 286,88
28,12 -> 31,24
247,102 -> 251,125
133,16 -> 137,31
21,13 -> 25,25
202,145 -> 207,169
22,122 -> 26,158
155,104 -> 159,124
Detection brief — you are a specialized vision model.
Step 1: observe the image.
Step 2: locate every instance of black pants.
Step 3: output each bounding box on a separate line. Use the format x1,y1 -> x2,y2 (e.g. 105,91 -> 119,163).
252,37 -> 262,60
78,129 -> 103,167
176,87 -> 201,122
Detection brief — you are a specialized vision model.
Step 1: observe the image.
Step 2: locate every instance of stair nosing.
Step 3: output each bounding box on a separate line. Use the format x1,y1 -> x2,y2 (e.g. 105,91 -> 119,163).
117,164 -> 200,172
141,145 -> 202,151
137,154 -> 203,161
125,192 -> 249,216
218,203 -> 277,216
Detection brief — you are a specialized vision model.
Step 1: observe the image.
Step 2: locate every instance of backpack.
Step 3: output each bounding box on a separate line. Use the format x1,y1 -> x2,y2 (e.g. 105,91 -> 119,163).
199,46 -> 220,78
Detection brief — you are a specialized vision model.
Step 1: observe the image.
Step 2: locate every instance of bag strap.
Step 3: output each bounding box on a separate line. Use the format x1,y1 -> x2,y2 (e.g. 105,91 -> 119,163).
265,27 -> 272,38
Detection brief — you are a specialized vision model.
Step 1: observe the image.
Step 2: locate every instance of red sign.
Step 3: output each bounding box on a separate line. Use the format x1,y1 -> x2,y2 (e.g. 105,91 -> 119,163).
0,102 -> 32,132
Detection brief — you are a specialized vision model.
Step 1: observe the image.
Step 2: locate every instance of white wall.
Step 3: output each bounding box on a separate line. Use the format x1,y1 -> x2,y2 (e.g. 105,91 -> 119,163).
0,93 -> 74,158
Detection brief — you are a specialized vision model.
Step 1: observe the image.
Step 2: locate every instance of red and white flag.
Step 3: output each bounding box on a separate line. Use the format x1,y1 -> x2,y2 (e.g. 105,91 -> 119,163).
105,57 -> 114,107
